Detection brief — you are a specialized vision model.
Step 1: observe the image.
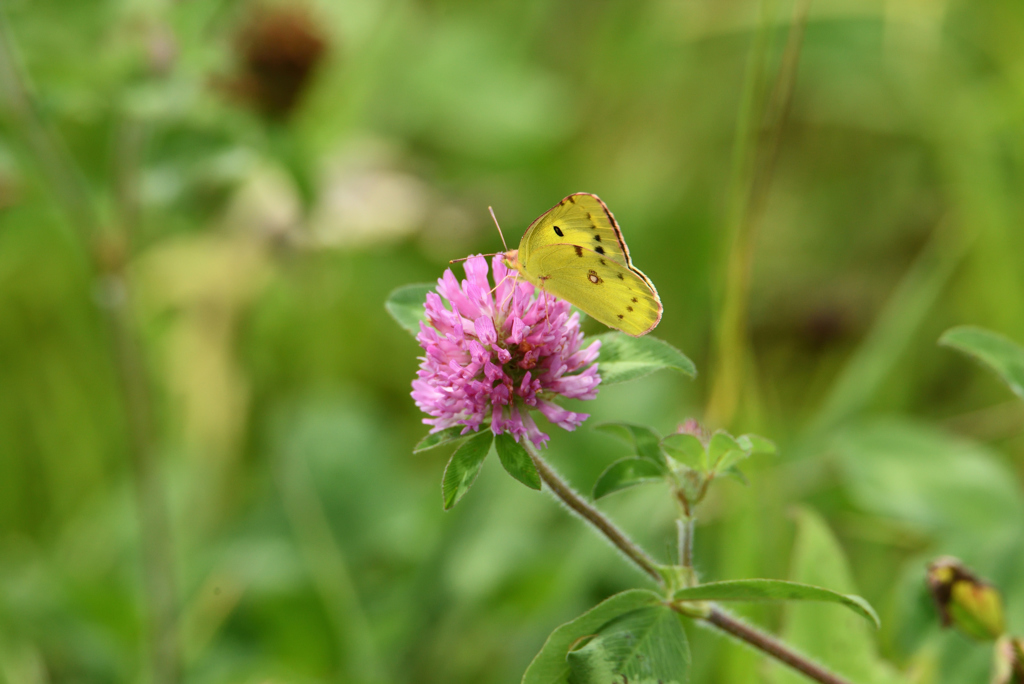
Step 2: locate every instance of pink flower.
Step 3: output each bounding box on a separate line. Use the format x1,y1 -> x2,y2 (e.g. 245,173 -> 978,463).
412,255 -> 601,448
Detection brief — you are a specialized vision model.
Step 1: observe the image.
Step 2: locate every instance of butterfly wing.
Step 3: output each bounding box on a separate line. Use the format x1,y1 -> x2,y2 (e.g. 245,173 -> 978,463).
524,243 -> 662,337
519,193 -> 632,267
515,193 -> 662,336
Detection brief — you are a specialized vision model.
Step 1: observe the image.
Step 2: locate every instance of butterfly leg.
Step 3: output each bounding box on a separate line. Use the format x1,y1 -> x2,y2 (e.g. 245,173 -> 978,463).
495,271 -> 520,312
490,273 -> 510,298
537,276 -> 553,332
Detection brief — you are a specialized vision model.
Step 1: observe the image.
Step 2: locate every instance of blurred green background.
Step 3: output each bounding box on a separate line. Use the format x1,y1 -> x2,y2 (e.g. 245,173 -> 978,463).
1,0 -> 1023,682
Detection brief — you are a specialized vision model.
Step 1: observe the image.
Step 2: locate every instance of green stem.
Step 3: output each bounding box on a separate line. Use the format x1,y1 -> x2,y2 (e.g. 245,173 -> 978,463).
0,13 -> 180,684
677,517 -> 694,569
276,451 -> 383,681
527,443 -> 855,684
102,273 -> 181,684
525,444 -> 664,584
704,608 -> 855,684
0,10 -> 97,240
706,0 -> 811,427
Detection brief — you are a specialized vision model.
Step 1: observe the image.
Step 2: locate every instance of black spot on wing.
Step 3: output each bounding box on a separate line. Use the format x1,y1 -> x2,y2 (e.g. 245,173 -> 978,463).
594,235 -> 602,242
617,314 -> 624,319
627,306 -> 633,312
631,297 -> 638,302
553,225 -> 563,237
617,273 -> 624,280
573,245 -> 583,257
567,195 -> 577,204
595,246 -> 605,255
599,259 -> 606,265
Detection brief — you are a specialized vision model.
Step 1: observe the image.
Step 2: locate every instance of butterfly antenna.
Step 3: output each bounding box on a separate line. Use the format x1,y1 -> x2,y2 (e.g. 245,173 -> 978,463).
449,206 -> 510,265
449,252 -> 500,264
489,206 -> 510,252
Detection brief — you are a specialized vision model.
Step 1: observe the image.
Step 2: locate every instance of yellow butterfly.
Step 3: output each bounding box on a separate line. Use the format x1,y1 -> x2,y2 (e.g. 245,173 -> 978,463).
500,193 -> 662,337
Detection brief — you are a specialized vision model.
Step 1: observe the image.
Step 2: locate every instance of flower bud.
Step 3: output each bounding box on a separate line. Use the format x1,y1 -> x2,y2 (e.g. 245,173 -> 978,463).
992,635 -> 1024,684
676,418 -> 708,443
927,557 -> 1005,641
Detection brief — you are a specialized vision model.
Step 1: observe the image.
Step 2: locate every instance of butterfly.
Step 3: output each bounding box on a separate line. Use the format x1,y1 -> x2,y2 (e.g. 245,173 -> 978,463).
500,193 -> 662,337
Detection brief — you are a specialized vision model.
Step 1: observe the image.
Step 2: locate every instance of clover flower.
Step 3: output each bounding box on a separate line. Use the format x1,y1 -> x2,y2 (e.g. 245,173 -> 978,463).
412,255 -> 601,447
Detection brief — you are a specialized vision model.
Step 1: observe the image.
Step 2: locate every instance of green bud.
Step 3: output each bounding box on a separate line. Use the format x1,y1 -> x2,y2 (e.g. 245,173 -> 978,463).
927,557 -> 1005,641
992,635 -> 1024,684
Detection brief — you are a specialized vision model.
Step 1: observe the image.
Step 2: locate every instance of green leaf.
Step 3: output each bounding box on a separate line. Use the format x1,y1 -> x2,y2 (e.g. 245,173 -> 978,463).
736,433 -> 776,455
771,507 -> 904,684
672,579 -> 879,629
719,465 -> 749,486
494,433 -> 541,490
706,432 -> 774,473
591,332 -> 696,386
714,450 -> 749,473
834,420 -> 1024,543
707,432 -> 741,469
521,589 -> 672,684
441,431 -> 493,510
413,426 -> 468,453
594,423 -> 665,466
940,325 -> 1024,400
385,283 -> 434,336
566,606 -> 690,684
593,457 -> 666,499
661,434 -> 706,470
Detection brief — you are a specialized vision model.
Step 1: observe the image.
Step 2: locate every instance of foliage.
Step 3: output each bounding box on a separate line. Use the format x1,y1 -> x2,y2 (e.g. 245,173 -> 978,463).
385,283 -> 434,335
940,326 -> 1024,401
589,333 -> 696,386
672,579 -> 878,628
522,590 -> 688,684
1,0 -> 1023,683
592,422 -> 774,502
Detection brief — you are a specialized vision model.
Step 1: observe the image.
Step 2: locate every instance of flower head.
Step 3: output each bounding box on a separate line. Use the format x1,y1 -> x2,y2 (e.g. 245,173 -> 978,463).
412,255 -> 601,447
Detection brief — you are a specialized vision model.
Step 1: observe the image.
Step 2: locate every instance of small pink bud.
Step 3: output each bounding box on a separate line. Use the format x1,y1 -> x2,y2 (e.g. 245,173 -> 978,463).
676,418 -> 708,444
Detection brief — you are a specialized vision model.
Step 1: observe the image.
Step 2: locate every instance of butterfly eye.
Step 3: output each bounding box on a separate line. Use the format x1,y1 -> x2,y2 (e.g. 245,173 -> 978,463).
553,225 -> 564,237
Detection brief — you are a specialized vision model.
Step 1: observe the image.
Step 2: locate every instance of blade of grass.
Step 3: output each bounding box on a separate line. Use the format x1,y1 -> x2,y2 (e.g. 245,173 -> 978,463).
706,0 -> 811,428
276,448 -> 384,682
0,13 -> 181,683
806,218 -> 969,438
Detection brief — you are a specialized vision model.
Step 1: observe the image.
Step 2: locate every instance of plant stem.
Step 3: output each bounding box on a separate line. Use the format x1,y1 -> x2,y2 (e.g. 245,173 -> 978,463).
705,608 -> 855,684
525,446 -> 664,585
677,517 -> 694,569
526,447 -> 856,684
103,273 -> 181,684
276,449 -> 383,682
705,0 -> 811,428
0,11 -> 98,240
0,14 -> 180,684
